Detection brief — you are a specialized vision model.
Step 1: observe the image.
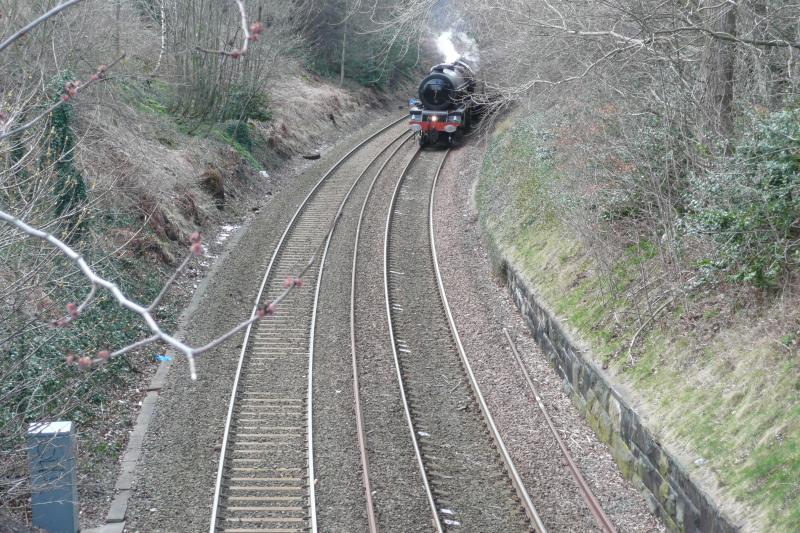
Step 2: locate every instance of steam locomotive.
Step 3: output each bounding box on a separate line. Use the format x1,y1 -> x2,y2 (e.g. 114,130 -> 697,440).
409,61 -> 477,148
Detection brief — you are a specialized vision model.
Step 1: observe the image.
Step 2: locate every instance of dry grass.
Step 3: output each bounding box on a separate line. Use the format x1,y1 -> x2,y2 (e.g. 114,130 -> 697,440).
256,63 -> 385,157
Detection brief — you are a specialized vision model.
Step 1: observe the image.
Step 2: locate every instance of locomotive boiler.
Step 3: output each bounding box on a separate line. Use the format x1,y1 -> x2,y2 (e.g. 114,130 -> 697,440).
409,61 -> 476,148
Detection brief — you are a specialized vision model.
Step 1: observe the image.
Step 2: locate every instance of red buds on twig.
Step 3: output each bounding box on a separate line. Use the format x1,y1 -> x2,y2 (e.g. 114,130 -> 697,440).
62,80 -> 80,102
190,233 -> 203,255
283,276 -> 303,288
248,21 -> 264,42
89,65 -> 106,82
256,302 -> 276,319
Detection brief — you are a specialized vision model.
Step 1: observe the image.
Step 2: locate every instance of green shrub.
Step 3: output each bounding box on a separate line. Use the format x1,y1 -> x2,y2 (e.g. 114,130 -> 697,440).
224,120 -> 252,151
43,71 -> 87,234
222,87 -> 272,123
685,108 -> 800,287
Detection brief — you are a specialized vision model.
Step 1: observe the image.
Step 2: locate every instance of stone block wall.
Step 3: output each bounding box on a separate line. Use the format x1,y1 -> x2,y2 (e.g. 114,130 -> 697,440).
502,259 -> 738,533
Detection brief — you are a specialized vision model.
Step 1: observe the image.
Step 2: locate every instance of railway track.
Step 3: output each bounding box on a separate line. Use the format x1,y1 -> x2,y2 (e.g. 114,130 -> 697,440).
209,117 -> 407,533
503,329 -> 617,533
382,148 -> 546,532
346,134 -> 417,531
211,113 -> 614,532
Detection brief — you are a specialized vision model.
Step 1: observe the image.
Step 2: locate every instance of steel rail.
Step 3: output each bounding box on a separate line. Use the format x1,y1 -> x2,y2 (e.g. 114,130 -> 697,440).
306,130 -> 410,533
428,152 -> 547,533
209,115 -> 406,533
382,148 -> 445,533
308,131 -> 411,533
349,135 -> 415,533
503,329 -> 617,532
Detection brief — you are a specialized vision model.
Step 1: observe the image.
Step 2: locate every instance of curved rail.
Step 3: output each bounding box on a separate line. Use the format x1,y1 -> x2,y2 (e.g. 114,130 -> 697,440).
349,135 -> 416,532
428,153 -> 547,533
306,131 -> 410,532
209,116 -> 406,533
382,148 -> 444,532
308,132 -> 411,533
503,329 -> 617,532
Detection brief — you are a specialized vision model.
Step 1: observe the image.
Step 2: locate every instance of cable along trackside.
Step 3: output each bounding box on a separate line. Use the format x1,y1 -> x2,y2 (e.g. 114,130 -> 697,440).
209,116 -> 406,533
384,148 -> 541,532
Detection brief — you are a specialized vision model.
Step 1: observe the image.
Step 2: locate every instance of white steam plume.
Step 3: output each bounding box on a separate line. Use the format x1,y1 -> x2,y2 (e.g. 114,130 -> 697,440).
436,29 -> 480,69
436,31 -> 459,63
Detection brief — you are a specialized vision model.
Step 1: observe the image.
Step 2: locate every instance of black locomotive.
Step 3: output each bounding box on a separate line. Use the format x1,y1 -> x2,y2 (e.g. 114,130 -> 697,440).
409,61 -> 477,148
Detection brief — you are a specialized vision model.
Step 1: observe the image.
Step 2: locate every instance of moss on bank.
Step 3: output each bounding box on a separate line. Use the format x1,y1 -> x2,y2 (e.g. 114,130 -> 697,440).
476,114 -> 800,531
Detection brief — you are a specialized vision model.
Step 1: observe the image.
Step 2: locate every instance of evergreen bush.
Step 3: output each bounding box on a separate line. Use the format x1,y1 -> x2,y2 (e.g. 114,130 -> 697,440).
43,71 -> 87,234
686,108 -> 800,287
224,119 -> 253,151
223,87 -> 272,123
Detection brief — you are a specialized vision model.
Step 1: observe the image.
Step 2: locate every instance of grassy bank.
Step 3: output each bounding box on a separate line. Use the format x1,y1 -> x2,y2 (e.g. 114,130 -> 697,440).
476,114 -> 800,531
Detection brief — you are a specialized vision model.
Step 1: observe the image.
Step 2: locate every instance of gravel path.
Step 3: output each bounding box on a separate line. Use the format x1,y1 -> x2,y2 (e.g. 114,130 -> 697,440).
123,113 -> 399,533
432,143 -> 665,533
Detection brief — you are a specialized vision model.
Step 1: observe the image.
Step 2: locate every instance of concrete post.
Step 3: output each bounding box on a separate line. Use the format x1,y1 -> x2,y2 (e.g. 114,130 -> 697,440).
27,421 -> 79,533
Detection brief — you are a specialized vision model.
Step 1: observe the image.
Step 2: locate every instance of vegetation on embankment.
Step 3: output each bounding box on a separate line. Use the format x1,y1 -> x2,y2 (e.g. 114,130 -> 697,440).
2,2 -> 419,524
476,113 -> 800,531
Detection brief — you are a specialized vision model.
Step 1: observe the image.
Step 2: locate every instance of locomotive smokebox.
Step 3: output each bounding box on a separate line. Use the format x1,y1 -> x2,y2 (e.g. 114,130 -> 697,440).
417,61 -> 476,111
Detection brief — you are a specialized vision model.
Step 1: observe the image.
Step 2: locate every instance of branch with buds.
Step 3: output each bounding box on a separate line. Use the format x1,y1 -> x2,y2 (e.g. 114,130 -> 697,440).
0,55 -> 124,141
196,0 -> 264,58
0,0 -> 284,383
0,211 -> 309,381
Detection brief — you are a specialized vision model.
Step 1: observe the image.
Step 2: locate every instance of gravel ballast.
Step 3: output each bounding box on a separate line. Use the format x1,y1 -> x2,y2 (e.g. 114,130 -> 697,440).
432,143 -> 665,532
311,132 -> 425,532
386,149 -> 532,531
347,140 -> 433,531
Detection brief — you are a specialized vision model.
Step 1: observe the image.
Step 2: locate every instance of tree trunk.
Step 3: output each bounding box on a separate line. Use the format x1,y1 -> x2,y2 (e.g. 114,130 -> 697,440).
340,17 -> 347,86
114,0 -> 122,58
700,1 -> 737,141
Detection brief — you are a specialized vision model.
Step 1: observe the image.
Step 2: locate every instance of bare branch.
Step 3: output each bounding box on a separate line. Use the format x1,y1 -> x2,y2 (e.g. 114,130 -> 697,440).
195,0 -> 264,58
0,0 -> 88,53
0,209 -> 314,381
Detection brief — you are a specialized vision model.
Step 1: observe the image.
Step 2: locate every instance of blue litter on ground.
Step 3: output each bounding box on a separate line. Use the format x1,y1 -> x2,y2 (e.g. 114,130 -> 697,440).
155,354 -> 172,362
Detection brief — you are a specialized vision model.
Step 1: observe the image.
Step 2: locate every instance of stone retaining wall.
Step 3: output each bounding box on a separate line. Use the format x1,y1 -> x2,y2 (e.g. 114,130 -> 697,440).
501,258 -> 738,533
